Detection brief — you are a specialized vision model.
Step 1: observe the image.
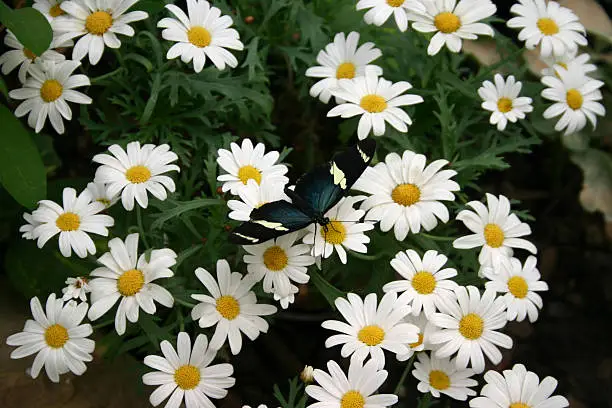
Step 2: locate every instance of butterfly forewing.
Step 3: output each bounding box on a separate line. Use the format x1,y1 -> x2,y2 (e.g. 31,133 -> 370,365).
229,200 -> 312,245
293,139 -> 376,216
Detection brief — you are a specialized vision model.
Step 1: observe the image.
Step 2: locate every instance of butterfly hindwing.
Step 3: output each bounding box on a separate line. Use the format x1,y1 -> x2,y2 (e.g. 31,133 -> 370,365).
229,200 -> 312,245
293,139 -> 376,215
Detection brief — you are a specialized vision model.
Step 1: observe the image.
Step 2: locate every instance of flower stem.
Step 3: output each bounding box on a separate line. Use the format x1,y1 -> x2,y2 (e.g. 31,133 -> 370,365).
175,298 -> 196,308
420,233 -> 456,242
393,355 -> 415,395
136,205 -> 151,249
92,320 -> 114,331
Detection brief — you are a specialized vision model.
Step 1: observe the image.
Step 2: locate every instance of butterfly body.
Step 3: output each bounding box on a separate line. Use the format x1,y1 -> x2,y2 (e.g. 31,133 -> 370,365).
229,139 -> 376,245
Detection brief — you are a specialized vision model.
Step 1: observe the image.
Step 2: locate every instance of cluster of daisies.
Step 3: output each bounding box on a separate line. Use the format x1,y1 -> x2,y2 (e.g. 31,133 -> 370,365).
5,0 -> 596,407
1,0 -> 244,134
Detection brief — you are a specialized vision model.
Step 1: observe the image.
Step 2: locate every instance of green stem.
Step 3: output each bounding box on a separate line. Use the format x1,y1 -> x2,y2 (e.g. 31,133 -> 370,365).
393,355 -> 415,395
175,298 -> 196,308
420,233 -> 456,242
92,320 -> 114,330
90,67 -> 124,85
136,205 -> 151,249
417,392 -> 432,408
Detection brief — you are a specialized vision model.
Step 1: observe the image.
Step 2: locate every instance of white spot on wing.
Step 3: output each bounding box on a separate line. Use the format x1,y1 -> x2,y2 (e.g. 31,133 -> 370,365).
357,145 -> 370,162
254,220 -> 289,231
234,233 -> 259,243
330,162 -> 347,189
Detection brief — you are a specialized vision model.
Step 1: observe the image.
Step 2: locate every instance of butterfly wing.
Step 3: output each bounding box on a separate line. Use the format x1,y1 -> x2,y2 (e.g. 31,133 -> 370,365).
229,200 -> 313,245
293,139 -> 376,215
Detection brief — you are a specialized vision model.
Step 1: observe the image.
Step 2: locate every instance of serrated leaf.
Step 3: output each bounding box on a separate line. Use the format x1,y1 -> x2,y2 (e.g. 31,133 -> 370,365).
150,198 -> 223,229
0,104 -> 47,209
0,4 -> 52,55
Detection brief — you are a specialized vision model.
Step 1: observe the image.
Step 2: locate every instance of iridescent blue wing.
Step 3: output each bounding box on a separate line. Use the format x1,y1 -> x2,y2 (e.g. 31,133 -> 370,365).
229,200 -> 313,245
293,139 -> 376,215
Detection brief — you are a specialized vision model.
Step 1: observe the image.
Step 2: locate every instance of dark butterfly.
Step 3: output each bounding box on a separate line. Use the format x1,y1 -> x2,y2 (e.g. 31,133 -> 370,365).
229,139 -> 376,245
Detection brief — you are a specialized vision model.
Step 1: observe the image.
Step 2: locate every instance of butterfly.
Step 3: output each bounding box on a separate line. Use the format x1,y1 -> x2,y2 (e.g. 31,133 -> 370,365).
229,139 -> 376,245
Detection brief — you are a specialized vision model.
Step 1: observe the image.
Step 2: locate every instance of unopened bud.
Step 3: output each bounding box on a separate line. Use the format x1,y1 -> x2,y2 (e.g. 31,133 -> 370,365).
300,365 -> 314,383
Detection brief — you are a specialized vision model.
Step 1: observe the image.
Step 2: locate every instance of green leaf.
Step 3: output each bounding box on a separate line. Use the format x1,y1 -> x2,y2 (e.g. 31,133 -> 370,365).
310,269 -> 345,309
0,4 -> 53,55
0,105 -> 47,209
150,198 -> 223,230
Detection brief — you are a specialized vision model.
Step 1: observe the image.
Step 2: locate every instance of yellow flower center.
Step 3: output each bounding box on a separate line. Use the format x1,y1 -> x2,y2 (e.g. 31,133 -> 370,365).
174,365 -> 201,390
434,12 -> 461,34
125,165 -> 151,184
188,26 -> 212,48
391,183 -> 421,206
85,11 -> 113,35
340,391 -> 365,408
510,403 -> 530,408
50,3 -> 65,17
40,79 -> 63,102
484,223 -> 505,248
360,94 -> 387,113
409,333 -> 424,348
263,245 -> 289,271
497,97 -> 513,113
117,269 -> 145,296
566,89 -> 583,110
537,18 -> 559,35
237,165 -> 262,185
216,295 -> 240,320
411,271 -> 437,294
458,313 -> 484,340
336,62 -> 356,79
44,324 -> 69,348
386,0 -> 405,6
321,220 -> 346,245
56,212 -> 80,231
357,325 -> 385,346
23,48 -> 37,60
507,276 -> 529,299
97,198 -> 111,207
428,370 -> 451,390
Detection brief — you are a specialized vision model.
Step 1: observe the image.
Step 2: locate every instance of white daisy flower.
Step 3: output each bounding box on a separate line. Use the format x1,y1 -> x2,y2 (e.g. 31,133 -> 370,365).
478,74 -> 533,131
34,0 -> 69,21
0,31 -> 66,84
52,0 -> 148,65
469,363 -> 569,408
8,60 -> 92,134
243,231 -> 315,309
356,0 -> 425,32
31,187 -> 114,258
484,256 -> 548,323
62,277 -> 91,302
6,293 -> 95,383
383,249 -> 458,318
20,212 -> 41,240
306,31 -> 383,104
413,352 -> 477,400
540,49 -> 597,78
397,312 -> 437,361
322,292 -> 419,369
541,66 -> 605,135
273,285 -> 300,310
87,233 -> 177,335
143,332 -> 235,408
86,181 -> 119,209
354,150 -> 459,241
93,141 -> 180,211
328,71 -> 424,140
191,259 -> 277,355
157,0 -> 244,72
507,0 -> 587,58
453,193 -> 537,275
305,358 -> 398,408
217,138 -> 289,195
227,180 -> 290,221
408,0 -> 497,56
429,285 -> 512,374
303,197 -> 374,264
